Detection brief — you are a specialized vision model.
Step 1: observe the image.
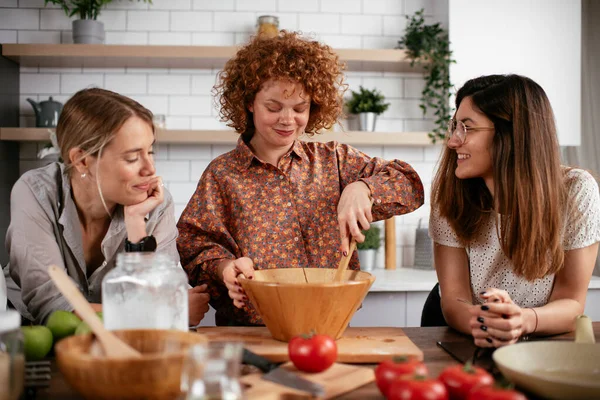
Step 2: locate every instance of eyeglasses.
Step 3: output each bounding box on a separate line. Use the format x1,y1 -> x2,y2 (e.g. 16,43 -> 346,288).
446,119 -> 495,144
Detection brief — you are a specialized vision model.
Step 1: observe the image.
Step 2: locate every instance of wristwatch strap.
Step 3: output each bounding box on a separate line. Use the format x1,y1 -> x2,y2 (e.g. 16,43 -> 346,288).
124,235 -> 157,252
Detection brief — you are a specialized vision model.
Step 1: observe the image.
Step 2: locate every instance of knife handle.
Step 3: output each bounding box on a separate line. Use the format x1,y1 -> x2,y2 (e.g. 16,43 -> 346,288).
242,348 -> 278,373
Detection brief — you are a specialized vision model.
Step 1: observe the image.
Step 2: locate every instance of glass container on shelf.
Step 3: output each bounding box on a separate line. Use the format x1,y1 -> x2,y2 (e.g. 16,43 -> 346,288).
256,15 -> 279,38
102,252 -> 189,331
0,310 -> 24,400
153,114 -> 166,129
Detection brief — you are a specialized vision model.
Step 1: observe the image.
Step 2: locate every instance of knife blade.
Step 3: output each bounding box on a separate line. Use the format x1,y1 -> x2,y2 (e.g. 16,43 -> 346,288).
242,348 -> 325,397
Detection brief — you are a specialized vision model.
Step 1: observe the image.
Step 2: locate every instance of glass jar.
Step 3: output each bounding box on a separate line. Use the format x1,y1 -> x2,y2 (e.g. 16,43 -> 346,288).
0,310 -> 24,400
181,342 -> 243,400
102,252 -> 189,331
153,114 -> 166,129
256,15 -> 279,38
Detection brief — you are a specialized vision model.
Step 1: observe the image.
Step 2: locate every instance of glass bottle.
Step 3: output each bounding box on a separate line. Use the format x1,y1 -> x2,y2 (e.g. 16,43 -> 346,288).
102,252 -> 189,331
0,310 -> 24,400
256,15 -> 279,38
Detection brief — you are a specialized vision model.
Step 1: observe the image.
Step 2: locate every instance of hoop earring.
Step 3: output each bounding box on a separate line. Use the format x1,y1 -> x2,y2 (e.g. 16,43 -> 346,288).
81,173 -> 86,178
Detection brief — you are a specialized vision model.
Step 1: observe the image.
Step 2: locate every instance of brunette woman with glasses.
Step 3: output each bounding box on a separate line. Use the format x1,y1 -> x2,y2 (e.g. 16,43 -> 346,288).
424,74 -> 600,347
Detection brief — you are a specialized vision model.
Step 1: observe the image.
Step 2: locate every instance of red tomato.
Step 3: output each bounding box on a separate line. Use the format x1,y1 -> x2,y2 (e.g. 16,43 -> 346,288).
467,385 -> 527,400
388,376 -> 449,400
375,356 -> 429,397
438,363 -> 494,400
288,333 -> 337,373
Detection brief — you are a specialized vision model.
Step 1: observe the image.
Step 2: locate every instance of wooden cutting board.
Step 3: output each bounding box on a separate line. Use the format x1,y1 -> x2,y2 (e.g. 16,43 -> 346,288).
241,362 -> 375,399
197,326 -> 423,363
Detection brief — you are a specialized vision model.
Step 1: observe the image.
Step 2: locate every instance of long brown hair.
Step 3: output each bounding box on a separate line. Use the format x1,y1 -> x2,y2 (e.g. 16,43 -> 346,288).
431,74 -> 569,280
57,88 -> 154,172
213,30 -> 346,140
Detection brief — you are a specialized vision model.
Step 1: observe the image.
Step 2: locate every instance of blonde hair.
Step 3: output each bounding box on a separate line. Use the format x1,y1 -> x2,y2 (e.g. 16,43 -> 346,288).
57,88 -> 154,215
57,88 -> 154,172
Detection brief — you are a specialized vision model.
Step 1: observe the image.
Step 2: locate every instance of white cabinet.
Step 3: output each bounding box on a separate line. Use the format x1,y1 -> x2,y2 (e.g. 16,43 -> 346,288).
585,290 -> 600,321
351,291 -> 431,328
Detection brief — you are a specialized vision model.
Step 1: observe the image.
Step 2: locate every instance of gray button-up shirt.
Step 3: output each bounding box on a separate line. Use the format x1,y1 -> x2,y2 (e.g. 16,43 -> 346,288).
3,162 -> 179,324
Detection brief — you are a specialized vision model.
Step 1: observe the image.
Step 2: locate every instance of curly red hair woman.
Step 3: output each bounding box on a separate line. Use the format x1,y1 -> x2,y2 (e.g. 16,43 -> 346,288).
177,32 -> 425,326
214,30 -> 345,139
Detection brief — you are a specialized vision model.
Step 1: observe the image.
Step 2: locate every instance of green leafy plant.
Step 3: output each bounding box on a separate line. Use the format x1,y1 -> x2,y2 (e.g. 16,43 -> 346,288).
44,0 -> 152,20
398,9 -> 455,143
346,86 -> 390,115
357,226 -> 381,250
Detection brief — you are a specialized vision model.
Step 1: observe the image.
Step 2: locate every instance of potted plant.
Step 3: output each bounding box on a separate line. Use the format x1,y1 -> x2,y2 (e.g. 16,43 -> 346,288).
398,9 -> 455,143
45,0 -> 152,44
357,226 -> 381,271
345,86 -> 390,131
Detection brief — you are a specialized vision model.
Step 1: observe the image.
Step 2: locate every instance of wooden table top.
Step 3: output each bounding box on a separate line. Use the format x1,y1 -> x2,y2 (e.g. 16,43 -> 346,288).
32,323 -> 600,400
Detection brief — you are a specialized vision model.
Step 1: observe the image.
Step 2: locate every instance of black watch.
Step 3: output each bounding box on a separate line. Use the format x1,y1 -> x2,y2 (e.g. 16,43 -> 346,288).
125,235 -> 157,252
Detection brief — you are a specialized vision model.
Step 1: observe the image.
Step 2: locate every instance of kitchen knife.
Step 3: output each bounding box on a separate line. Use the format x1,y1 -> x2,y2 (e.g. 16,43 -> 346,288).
242,348 -> 326,397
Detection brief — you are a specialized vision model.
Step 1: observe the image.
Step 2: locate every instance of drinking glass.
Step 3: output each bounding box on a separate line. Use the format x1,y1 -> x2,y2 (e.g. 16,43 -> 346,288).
181,342 -> 244,400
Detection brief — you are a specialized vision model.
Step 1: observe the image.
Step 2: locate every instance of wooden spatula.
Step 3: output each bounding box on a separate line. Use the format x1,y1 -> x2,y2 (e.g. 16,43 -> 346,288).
333,239 -> 356,282
47,265 -> 141,359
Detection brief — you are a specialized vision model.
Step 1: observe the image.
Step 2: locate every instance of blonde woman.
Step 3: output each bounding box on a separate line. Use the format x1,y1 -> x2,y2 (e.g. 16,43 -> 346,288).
3,88 -> 209,325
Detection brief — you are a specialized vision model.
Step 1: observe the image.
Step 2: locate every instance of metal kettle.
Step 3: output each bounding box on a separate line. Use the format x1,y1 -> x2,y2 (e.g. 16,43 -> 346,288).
27,96 -> 63,128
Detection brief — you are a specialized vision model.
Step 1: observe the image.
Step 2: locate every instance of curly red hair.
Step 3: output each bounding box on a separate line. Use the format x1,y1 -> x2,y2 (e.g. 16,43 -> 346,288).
214,30 -> 347,138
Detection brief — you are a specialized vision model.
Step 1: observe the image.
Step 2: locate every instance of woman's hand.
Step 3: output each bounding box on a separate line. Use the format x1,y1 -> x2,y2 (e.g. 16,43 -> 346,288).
218,257 -> 254,309
188,284 -> 210,326
124,176 -> 164,242
337,181 -> 373,255
479,287 -> 512,304
469,302 -> 527,347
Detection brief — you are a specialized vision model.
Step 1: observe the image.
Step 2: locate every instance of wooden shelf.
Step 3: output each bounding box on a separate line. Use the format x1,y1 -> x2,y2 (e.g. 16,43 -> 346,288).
1,44 -> 424,73
0,128 -> 434,146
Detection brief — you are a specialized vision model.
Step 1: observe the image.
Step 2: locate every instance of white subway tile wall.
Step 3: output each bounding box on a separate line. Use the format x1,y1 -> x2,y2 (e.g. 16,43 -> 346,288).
3,0 -> 445,268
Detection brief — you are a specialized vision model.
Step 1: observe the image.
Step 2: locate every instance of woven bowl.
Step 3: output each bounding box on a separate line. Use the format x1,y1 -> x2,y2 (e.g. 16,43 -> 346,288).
55,329 -> 207,400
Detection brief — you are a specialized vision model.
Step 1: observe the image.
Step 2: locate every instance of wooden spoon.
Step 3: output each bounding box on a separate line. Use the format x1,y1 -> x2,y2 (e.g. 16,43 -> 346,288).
333,239 -> 356,282
47,265 -> 141,359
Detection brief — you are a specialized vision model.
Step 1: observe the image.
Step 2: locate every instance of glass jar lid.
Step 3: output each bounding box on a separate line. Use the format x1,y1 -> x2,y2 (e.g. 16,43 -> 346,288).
257,15 -> 279,26
0,310 -> 21,333
117,252 -> 176,271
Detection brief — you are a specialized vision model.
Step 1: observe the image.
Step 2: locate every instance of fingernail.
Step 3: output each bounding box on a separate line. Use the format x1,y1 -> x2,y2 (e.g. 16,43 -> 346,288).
486,338 -> 492,343
477,317 -> 484,323
502,314 -> 509,319
343,251 -> 348,257
480,291 -> 487,295
481,305 -> 489,311
480,325 -> 488,331
238,288 -> 243,293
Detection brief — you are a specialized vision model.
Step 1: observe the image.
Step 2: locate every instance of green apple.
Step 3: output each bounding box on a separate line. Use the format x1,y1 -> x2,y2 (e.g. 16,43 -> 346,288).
75,312 -> 103,335
46,310 -> 82,341
21,325 -> 53,361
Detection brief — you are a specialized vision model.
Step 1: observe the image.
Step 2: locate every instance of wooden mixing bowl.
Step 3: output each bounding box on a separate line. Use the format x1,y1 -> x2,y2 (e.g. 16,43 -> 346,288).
239,268 -> 375,341
55,329 -> 207,400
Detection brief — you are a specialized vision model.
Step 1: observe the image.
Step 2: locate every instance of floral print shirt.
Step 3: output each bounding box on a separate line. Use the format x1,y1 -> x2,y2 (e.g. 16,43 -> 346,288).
177,138 -> 424,325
